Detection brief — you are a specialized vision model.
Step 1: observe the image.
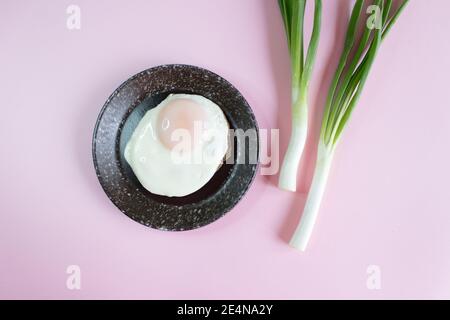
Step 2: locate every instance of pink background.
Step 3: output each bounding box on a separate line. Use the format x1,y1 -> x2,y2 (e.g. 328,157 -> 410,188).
1,0 -> 449,299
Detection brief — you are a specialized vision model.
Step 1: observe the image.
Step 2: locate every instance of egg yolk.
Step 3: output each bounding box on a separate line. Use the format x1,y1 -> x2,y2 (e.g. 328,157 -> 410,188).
157,98 -> 207,150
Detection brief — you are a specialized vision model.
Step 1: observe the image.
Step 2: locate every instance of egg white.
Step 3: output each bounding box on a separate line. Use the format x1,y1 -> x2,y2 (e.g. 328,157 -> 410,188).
124,94 -> 230,197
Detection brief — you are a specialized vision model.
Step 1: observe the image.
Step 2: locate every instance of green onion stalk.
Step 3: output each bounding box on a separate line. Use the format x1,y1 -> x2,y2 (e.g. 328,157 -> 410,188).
278,0 -> 322,192
290,0 -> 410,251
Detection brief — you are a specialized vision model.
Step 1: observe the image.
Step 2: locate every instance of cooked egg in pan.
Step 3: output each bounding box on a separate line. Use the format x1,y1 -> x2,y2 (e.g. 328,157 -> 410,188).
124,94 -> 230,197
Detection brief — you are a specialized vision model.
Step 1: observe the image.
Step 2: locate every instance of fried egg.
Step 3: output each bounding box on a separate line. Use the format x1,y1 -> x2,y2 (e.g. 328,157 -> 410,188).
124,93 -> 229,197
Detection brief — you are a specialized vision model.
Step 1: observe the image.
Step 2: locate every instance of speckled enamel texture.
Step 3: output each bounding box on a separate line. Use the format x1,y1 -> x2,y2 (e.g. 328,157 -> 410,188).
92,64 -> 259,231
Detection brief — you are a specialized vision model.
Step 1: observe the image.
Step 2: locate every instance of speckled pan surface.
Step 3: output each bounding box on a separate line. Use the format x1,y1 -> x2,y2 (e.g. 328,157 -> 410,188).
92,64 -> 259,231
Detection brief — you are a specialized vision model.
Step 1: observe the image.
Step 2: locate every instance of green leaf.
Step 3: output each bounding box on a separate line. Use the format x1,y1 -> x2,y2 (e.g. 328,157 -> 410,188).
299,0 -> 322,100
321,0 -> 409,146
321,0 -> 364,144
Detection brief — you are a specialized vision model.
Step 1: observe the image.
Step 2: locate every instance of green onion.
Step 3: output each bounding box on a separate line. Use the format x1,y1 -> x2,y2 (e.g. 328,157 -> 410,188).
278,0 -> 322,192
290,0 -> 409,251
